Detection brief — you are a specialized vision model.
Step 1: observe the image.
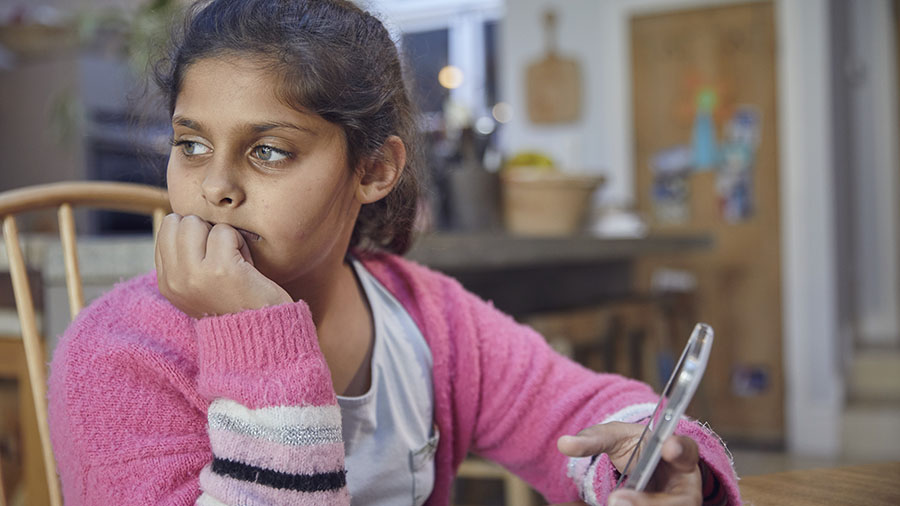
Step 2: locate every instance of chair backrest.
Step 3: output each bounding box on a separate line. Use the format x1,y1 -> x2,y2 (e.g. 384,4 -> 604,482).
0,182 -> 170,506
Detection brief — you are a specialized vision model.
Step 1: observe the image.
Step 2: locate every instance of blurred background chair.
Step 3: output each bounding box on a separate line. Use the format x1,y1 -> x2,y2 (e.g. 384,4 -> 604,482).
455,456 -> 534,506
0,181 -> 169,506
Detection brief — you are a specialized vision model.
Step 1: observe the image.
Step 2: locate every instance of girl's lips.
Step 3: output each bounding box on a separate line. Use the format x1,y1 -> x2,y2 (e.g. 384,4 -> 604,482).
235,227 -> 261,242
203,219 -> 260,242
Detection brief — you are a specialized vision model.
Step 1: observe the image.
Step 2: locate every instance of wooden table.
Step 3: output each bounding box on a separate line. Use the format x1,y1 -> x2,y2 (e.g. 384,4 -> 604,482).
739,462 -> 900,505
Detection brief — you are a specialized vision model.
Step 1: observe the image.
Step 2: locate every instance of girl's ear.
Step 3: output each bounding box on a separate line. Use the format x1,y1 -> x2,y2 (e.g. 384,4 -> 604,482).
356,135 -> 406,204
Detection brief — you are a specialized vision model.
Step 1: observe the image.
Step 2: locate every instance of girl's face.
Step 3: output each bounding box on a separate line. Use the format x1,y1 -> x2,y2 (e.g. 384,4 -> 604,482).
166,56 -> 363,293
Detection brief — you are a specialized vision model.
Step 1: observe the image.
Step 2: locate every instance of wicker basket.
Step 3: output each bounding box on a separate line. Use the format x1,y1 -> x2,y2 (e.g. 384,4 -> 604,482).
501,170 -> 604,236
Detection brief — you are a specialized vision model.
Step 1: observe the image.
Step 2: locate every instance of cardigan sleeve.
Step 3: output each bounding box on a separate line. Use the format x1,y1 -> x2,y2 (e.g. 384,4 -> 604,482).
48,298 -> 349,506
456,288 -> 740,505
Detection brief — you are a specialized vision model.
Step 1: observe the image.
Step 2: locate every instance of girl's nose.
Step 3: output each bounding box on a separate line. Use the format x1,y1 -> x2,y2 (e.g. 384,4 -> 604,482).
201,163 -> 245,208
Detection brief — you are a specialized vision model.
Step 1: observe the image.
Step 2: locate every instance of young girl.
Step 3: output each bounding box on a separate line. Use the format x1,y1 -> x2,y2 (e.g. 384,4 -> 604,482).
48,0 -> 740,504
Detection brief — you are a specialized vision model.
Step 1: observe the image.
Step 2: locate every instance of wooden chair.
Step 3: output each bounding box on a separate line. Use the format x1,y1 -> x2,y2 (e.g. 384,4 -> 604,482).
0,181 -> 532,506
0,182 -> 170,506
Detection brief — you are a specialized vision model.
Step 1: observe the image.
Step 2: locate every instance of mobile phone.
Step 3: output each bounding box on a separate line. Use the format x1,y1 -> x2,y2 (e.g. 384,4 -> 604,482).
615,323 -> 714,492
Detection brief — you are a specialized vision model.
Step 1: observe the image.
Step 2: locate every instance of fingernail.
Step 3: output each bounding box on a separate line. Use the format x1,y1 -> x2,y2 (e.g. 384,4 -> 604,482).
609,495 -> 633,506
671,439 -> 684,458
559,434 -> 582,445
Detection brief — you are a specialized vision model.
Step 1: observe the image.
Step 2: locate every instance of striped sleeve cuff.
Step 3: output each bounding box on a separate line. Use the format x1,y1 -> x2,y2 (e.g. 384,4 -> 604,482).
198,398 -> 349,505
600,402 -> 657,424
195,301 -> 320,373
566,402 -> 659,505
566,403 -> 739,506
194,301 -> 337,408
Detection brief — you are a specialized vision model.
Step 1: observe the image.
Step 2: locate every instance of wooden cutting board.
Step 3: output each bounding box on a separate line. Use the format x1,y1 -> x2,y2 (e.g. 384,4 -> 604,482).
526,10 -> 582,124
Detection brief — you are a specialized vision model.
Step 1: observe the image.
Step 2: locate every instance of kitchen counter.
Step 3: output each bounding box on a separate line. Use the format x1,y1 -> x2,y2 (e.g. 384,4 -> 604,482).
1,231 -> 712,276
408,233 -> 710,315
407,233 -> 711,271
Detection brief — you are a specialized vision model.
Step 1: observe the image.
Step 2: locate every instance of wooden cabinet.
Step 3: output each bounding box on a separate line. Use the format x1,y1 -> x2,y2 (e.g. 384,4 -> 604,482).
630,2 -> 783,443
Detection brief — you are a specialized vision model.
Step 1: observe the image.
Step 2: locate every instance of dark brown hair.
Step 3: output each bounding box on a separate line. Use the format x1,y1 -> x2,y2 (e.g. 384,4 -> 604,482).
154,0 -> 422,254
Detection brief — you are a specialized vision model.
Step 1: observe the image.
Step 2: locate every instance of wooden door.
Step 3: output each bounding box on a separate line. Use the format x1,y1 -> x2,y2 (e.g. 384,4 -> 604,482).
631,2 -> 783,443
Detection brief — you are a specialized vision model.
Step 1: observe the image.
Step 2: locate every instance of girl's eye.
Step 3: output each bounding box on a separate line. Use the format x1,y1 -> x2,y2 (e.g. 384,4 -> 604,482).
253,145 -> 291,162
174,140 -> 211,156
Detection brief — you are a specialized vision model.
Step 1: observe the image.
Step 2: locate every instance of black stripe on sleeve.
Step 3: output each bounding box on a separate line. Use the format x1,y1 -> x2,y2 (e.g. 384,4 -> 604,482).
211,457 -> 346,493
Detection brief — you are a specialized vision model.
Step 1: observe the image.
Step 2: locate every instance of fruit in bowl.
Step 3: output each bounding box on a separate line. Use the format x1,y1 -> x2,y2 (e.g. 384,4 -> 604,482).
504,151 -> 557,174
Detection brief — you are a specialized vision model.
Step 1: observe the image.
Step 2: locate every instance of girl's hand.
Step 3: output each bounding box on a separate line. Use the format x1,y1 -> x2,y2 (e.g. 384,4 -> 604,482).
557,421 -> 703,506
155,214 -> 292,318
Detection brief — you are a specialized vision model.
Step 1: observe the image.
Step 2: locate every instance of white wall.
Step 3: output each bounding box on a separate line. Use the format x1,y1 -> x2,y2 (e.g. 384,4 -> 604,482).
776,0 -> 844,457
845,0 -> 900,347
497,0 -> 606,180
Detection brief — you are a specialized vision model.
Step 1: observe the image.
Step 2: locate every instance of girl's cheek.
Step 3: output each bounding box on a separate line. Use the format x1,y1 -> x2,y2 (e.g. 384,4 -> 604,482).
290,223 -> 308,241
167,187 -> 194,216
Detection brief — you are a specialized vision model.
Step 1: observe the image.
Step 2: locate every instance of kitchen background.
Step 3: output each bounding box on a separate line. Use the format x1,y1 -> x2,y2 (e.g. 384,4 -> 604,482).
0,0 -> 898,504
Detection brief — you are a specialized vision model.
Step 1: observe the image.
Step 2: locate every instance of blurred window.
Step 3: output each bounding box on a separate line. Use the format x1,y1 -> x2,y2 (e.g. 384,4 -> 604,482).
402,29 -> 450,114
483,19 -> 498,110
375,0 -> 502,120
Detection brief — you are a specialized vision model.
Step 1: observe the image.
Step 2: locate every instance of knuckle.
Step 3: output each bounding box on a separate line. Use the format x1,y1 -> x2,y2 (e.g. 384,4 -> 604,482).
209,223 -> 233,239
183,215 -> 203,227
187,215 -> 213,231
208,223 -> 225,236
186,275 -> 204,290
163,213 -> 181,226
167,278 -> 183,294
158,279 -> 176,300
211,264 -> 229,279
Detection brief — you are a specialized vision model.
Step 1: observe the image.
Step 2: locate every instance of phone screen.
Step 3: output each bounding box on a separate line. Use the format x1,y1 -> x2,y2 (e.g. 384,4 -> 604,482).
615,323 -> 714,492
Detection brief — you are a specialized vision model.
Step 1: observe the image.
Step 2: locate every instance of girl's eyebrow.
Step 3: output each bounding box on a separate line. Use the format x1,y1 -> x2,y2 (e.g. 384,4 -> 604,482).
248,121 -> 317,136
171,115 -> 316,136
172,115 -> 204,131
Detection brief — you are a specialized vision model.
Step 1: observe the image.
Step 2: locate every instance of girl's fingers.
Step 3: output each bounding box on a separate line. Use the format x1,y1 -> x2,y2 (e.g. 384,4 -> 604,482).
156,213 -> 182,274
154,234 -> 166,298
154,234 -> 164,279
609,489 -> 697,506
155,215 -> 279,316
557,422 -> 642,465
661,436 -> 699,473
177,215 -> 212,263
236,230 -> 254,266
557,424 -> 703,506
205,223 -> 246,265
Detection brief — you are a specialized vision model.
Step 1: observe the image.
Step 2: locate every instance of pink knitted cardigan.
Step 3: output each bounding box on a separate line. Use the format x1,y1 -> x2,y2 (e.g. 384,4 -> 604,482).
48,252 -> 740,505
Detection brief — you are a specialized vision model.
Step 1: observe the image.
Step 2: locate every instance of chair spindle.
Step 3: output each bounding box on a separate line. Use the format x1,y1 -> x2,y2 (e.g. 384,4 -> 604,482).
2,215 -> 63,506
58,203 -> 84,320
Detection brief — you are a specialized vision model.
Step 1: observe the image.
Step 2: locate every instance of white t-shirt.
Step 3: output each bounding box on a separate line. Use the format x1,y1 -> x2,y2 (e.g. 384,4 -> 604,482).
337,258 -> 438,505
